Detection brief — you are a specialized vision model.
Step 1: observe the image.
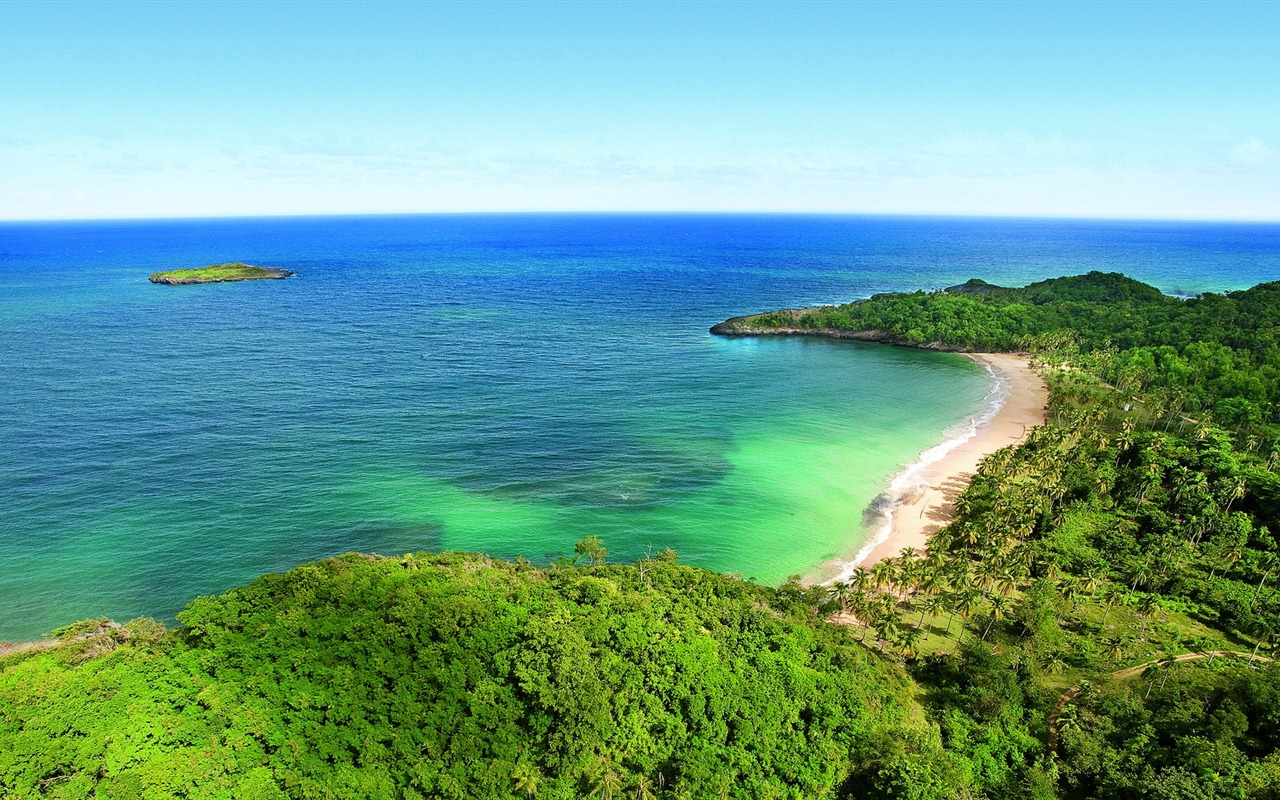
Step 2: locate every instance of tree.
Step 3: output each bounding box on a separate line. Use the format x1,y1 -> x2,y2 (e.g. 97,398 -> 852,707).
633,775 -> 657,800
512,762 -> 541,798
1100,585 -> 1128,627
1251,551 -> 1278,610
981,596 -> 1012,641
828,581 -> 854,614
1136,594 -> 1161,638
575,536 -> 608,566
590,758 -> 624,800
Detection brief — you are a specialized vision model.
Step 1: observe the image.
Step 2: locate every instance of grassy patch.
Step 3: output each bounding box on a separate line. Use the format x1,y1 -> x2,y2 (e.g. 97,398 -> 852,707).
149,262 -> 290,283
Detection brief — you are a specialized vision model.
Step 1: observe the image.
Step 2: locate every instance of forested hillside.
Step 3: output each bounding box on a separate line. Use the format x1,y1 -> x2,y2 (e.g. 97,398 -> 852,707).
0,551 -> 953,800
725,273 -> 1280,799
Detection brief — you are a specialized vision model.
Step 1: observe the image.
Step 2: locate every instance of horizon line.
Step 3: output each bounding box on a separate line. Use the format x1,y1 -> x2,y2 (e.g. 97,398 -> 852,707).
3,209 -> 1280,226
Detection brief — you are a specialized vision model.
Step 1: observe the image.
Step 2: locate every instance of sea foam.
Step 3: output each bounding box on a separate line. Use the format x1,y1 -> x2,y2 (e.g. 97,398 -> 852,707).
826,357 -> 1010,584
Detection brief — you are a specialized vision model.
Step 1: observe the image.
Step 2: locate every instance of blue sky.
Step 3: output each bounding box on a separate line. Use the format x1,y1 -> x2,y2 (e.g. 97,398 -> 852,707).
1,1 -> 1278,220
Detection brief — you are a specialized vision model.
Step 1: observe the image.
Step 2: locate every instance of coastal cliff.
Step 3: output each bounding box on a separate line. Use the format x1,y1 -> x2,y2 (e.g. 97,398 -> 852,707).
710,313 -> 974,351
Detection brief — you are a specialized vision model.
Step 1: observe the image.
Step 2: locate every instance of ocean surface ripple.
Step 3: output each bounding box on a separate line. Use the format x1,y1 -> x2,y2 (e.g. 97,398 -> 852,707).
1,214 -> 1277,640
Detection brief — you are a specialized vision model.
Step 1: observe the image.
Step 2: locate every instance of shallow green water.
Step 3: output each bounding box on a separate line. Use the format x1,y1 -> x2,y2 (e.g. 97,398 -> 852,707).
14,212 -> 1272,639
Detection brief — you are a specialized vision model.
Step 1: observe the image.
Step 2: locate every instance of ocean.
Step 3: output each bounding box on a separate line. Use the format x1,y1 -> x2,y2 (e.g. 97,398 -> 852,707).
1,214 -> 1278,641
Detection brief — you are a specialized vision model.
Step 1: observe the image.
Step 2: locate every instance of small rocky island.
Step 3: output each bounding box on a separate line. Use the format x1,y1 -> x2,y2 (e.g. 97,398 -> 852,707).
148,262 -> 295,285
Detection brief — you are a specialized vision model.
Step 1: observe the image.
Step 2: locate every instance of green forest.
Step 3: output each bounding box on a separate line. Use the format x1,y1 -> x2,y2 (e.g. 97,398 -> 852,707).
5,272 -> 1280,798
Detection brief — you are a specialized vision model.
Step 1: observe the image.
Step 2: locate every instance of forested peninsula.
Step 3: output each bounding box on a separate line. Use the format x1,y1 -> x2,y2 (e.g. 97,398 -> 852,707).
148,262 -> 295,285
6,272 -> 1280,799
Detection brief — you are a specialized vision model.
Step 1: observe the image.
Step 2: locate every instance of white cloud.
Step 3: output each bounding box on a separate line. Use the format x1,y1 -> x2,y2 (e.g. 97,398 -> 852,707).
1228,138 -> 1277,167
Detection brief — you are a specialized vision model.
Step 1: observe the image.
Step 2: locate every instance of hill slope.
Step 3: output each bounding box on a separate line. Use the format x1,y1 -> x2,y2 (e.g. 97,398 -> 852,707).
0,553 -> 953,800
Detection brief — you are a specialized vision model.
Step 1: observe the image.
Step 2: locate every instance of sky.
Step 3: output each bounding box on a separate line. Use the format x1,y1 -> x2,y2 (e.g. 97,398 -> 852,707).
1,1 -> 1278,221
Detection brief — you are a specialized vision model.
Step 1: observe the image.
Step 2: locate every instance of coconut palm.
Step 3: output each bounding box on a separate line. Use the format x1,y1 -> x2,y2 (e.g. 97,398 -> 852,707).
992,566 -> 1021,599
1100,585 -> 1128,626
849,566 -> 873,597
1221,475 -> 1248,514
1079,568 -> 1104,596
953,589 -> 983,642
1143,661 -> 1164,699
1058,576 -> 1082,612
827,581 -> 853,614
1207,536 -> 1245,581
870,560 -> 896,593
633,775 -> 657,800
589,758 -> 623,800
917,593 -> 947,632
895,624 -> 923,659
981,595 -> 1012,641
512,763 -> 541,798
1129,558 -> 1156,592
1251,549 -> 1278,610
1136,594 -> 1160,638
1248,621 -> 1276,663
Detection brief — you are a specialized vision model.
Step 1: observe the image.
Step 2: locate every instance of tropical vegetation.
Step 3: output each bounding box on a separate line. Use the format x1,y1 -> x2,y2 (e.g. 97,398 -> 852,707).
148,262 -> 293,284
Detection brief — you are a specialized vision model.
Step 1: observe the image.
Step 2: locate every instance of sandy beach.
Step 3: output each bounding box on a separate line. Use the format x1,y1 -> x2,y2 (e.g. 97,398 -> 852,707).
821,353 -> 1048,581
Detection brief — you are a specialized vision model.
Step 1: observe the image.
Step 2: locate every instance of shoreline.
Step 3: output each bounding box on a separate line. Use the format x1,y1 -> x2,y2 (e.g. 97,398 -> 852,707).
814,352 -> 1048,583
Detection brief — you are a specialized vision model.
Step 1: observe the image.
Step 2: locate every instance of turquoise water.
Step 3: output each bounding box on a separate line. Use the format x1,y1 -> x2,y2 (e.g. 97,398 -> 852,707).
1,214 -> 1278,640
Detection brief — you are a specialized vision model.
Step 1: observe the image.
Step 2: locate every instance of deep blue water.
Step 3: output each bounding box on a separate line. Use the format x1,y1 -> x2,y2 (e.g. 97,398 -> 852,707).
1,214 -> 1278,641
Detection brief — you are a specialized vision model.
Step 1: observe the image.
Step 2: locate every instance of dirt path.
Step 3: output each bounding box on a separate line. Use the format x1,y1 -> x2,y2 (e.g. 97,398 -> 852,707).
1046,650 -> 1273,751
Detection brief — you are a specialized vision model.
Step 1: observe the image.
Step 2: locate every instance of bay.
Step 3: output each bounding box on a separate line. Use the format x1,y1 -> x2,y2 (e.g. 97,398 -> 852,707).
1,214 -> 1277,640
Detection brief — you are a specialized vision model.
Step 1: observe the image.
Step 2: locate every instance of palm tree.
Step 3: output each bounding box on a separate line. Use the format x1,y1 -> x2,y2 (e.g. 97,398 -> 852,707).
874,615 -> 901,648
993,565 -> 1021,599
870,560 -> 896,593
827,581 -> 853,614
1130,557 -> 1155,592
1248,621 -> 1275,663
849,566 -> 872,596
1058,576 -> 1082,612
956,522 -> 982,549
1157,653 -> 1180,692
917,594 -> 947,632
974,558 -> 1003,598
953,590 -> 982,642
1251,549 -> 1278,610
590,759 -> 624,800
1114,418 -> 1136,467
1207,536 -> 1245,581
1143,661 -> 1164,699
981,595 -> 1012,641
1134,461 -> 1163,507
1055,702 -> 1083,740
915,562 -> 948,600
945,559 -> 974,594
892,550 -> 922,597
1100,585 -> 1128,626
1136,594 -> 1160,638
513,763 -> 541,798
849,594 -> 875,643
895,624 -> 923,659
633,775 -> 657,800
1079,568 -> 1103,596
1221,476 -> 1247,514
